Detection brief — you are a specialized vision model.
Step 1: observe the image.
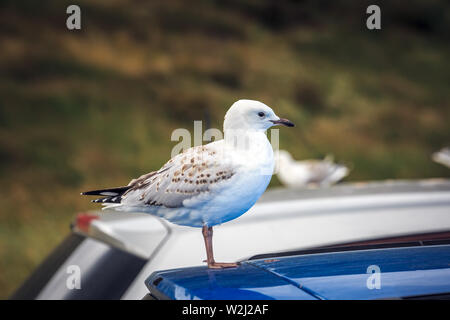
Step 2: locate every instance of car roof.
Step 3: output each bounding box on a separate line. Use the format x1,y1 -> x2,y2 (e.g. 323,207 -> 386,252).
258,178 -> 450,203
145,243 -> 450,300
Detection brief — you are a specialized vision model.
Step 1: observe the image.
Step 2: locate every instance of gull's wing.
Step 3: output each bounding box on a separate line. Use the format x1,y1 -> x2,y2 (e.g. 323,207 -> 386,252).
86,142 -> 237,208
122,143 -> 236,208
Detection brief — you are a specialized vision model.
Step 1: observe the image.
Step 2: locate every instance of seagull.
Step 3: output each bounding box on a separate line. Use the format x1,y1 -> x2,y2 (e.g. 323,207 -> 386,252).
432,147 -> 450,168
275,150 -> 349,188
82,99 -> 294,268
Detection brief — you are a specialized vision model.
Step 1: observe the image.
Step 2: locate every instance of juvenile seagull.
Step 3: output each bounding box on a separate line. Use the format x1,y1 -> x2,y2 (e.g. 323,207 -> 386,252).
275,150 -> 349,188
82,100 -> 294,268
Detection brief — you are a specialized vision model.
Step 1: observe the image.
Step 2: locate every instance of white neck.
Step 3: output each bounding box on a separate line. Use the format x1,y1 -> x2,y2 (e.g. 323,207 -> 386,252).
224,129 -> 268,151
223,129 -> 274,175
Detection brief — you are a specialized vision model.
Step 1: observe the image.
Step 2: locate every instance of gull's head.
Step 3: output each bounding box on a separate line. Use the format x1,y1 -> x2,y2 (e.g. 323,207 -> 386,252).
223,99 -> 294,132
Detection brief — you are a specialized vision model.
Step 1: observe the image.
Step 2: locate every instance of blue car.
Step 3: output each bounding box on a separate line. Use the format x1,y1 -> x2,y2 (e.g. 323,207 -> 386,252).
145,235 -> 450,300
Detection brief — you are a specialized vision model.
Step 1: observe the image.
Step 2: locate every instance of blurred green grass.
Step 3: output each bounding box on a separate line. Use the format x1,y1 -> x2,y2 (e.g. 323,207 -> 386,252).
0,0 -> 449,298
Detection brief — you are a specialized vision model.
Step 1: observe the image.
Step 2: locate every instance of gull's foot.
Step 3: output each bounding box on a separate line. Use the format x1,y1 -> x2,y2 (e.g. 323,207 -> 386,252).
207,261 -> 239,269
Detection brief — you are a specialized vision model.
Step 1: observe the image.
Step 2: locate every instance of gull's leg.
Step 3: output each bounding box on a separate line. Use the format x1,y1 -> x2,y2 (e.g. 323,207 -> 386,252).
202,225 -> 238,269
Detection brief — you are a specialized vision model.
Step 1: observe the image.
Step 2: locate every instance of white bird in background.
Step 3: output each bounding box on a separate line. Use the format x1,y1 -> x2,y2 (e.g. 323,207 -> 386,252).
275,150 -> 349,188
82,100 -> 294,268
432,147 -> 450,168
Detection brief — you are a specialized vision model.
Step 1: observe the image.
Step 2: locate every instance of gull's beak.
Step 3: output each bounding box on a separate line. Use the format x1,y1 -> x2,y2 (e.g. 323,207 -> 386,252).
270,118 -> 295,127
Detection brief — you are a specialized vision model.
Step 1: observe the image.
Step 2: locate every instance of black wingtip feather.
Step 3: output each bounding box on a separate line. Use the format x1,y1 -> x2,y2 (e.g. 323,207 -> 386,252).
82,186 -> 131,205
81,186 -> 131,197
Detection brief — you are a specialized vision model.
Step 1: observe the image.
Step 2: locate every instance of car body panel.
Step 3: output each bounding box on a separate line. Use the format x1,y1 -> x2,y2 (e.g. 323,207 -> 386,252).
146,244 -> 450,300
145,263 -> 317,300
248,244 -> 450,300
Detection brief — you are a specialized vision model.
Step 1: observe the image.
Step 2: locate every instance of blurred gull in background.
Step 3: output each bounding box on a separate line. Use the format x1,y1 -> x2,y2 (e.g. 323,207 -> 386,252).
432,147 -> 450,168
275,150 -> 349,188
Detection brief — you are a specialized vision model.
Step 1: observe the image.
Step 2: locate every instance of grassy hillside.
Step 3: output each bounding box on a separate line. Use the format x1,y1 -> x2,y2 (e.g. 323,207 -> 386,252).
0,0 -> 449,298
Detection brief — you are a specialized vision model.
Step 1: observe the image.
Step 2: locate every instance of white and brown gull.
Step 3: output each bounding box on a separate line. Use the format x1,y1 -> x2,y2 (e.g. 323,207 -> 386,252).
82,99 -> 294,268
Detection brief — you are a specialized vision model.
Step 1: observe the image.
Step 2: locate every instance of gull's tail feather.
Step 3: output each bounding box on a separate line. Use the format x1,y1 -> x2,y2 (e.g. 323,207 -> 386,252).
81,186 -> 131,204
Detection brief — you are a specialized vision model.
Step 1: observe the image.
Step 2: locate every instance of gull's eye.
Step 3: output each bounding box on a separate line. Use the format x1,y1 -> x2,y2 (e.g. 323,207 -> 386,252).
258,112 -> 265,118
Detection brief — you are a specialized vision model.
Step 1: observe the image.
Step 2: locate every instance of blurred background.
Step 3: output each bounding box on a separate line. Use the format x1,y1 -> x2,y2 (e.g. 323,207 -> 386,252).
0,0 -> 449,298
